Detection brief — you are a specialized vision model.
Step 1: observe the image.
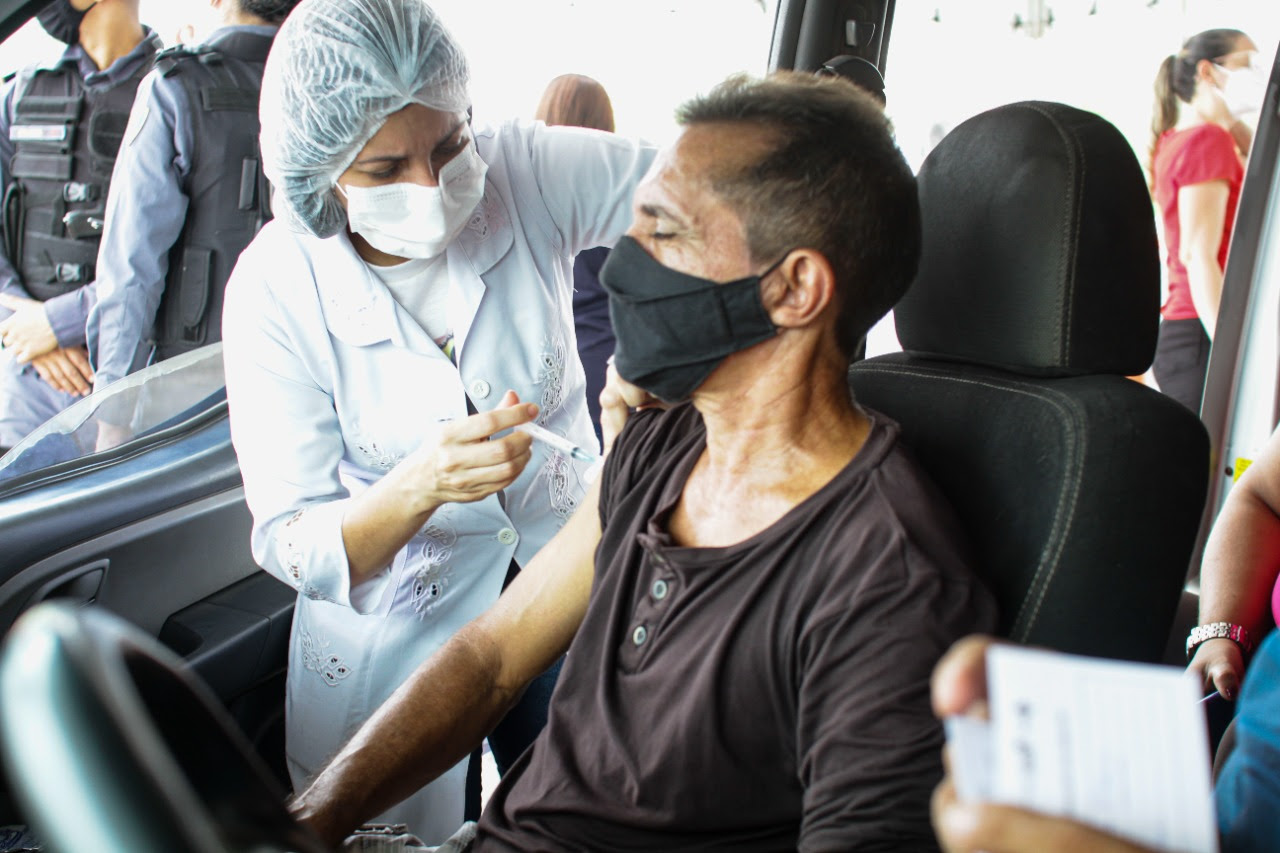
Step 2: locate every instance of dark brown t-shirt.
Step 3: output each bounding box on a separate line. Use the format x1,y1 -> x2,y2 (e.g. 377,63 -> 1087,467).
476,404 -> 996,851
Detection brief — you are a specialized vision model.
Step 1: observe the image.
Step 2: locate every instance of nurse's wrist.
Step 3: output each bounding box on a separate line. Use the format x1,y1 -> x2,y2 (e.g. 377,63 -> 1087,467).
385,453 -> 446,520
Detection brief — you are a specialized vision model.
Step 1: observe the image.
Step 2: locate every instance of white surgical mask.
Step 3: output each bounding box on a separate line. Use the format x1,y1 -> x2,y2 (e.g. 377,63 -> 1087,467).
339,141 -> 488,259
1216,60 -> 1268,122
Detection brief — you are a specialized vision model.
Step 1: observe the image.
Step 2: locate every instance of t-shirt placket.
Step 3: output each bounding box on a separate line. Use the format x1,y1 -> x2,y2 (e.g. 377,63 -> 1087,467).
618,546 -> 679,671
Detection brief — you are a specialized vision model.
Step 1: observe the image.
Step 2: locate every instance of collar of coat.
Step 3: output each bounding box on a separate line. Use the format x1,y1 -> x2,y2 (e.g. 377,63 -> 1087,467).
315,182 -> 514,351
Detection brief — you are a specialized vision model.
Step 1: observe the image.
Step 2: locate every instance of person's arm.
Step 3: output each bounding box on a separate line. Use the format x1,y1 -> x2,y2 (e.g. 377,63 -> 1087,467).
41,281 -> 95,348
529,124 -> 658,254
1176,179 -> 1230,340
222,255 -> 537,601
291,474 -> 603,847
1190,425 -> 1280,698
930,637 -> 1161,853
87,73 -> 190,390
795,537 -> 996,850
340,390 -> 536,585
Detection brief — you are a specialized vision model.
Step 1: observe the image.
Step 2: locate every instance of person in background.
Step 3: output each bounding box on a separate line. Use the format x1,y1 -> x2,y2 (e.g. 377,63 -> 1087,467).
85,0 -> 301,396
932,633 -> 1280,853
220,0 -> 656,841
534,73 -> 616,443
1148,28 -> 1263,414
0,0 -> 159,450
1187,423 -> 1280,701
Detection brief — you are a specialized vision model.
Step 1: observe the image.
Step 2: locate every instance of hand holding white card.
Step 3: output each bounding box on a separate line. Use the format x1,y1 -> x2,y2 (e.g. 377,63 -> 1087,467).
945,645 -> 1218,853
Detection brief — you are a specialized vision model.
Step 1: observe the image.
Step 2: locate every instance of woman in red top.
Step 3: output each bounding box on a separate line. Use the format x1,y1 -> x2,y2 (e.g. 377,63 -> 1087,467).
1149,28 -> 1261,413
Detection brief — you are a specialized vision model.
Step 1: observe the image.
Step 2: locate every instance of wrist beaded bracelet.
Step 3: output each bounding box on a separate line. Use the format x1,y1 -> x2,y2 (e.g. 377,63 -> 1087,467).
1186,622 -> 1254,660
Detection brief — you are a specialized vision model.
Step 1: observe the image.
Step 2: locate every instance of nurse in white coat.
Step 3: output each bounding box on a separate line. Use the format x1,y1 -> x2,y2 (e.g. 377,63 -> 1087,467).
220,0 -> 656,842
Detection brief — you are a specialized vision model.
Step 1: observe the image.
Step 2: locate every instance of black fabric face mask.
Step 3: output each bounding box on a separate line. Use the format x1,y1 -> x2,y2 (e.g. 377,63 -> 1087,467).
599,235 -> 784,404
36,0 -> 87,45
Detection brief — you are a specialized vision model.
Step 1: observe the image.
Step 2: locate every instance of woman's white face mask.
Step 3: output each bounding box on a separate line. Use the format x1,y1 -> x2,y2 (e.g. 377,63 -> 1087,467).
1215,58 -> 1268,123
339,141 -> 488,260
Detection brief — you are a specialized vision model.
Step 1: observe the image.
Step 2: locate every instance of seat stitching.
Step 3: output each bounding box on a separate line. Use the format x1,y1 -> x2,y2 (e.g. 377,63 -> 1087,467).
851,362 -> 1088,639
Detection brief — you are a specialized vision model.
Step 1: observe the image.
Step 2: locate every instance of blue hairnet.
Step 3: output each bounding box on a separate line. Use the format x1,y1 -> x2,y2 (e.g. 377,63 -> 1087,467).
260,0 -> 471,237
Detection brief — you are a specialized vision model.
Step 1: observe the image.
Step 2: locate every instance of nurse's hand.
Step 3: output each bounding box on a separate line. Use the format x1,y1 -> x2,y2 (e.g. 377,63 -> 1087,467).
411,390 -> 537,507
599,359 -> 664,456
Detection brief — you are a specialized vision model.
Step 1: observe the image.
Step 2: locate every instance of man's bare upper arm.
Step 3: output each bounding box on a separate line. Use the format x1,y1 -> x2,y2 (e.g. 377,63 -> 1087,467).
478,471 -> 604,693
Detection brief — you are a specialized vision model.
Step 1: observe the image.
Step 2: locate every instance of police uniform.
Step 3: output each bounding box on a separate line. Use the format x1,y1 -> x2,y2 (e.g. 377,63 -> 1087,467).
0,29 -> 161,447
87,25 -> 277,394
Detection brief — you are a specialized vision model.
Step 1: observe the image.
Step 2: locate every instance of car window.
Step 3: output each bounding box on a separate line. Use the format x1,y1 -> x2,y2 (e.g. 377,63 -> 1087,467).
860,2 -> 1280,359
885,3 -> 1278,173
0,345 -> 225,485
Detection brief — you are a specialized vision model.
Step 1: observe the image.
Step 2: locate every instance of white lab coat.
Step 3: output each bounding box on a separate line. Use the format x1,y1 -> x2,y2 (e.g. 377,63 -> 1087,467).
221,120 -> 656,842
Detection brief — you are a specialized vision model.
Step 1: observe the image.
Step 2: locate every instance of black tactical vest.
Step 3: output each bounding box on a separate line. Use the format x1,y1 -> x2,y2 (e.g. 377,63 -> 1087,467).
150,29 -> 275,360
152,30 -> 277,358
1,38 -> 159,302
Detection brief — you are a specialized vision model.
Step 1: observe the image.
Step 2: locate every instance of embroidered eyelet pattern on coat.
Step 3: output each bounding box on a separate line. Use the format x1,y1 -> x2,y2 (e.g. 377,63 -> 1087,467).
541,450 -> 580,521
534,336 -> 567,420
351,432 -> 403,472
280,509 -> 306,582
410,518 -> 457,618
300,629 -> 352,687
302,584 -> 330,602
465,194 -> 496,240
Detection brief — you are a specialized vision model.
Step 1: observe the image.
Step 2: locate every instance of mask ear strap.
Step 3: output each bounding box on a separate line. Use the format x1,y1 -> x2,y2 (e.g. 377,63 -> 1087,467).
757,249 -> 794,281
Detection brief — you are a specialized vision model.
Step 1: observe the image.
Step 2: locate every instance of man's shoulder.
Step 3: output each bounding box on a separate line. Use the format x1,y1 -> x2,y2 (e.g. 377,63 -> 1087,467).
803,410 -> 983,587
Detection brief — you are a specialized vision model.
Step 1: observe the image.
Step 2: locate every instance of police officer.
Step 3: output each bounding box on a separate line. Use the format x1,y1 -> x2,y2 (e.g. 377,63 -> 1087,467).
87,0 -> 300,394
0,0 -> 160,449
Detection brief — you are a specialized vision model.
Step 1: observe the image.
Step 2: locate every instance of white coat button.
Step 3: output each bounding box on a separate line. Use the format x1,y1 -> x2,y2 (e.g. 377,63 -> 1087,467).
470,380 -> 492,399
497,527 -> 518,545
652,579 -> 669,601
633,625 -> 648,646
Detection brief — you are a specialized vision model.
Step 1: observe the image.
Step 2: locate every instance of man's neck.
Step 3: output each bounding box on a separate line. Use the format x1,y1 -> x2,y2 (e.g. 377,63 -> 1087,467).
669,341 -> 871,549
77,6 -> 145,73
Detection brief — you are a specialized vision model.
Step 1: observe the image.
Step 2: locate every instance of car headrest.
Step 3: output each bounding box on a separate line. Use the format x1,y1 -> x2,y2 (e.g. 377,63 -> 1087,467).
894,101 -> 1160,377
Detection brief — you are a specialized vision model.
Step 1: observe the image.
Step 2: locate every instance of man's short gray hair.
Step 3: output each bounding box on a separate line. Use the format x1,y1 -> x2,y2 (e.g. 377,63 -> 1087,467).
676,71 -> 920,355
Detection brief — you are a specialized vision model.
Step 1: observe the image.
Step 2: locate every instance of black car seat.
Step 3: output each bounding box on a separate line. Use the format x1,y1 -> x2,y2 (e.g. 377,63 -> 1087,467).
849,101 -> 1209,662
0,602 -> 325,852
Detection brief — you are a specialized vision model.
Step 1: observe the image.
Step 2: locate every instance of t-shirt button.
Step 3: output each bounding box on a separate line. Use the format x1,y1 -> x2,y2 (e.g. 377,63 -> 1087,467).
497,527 -> 518,545
470,379 -> 492,399
632,625 -> 648,646
651,579 -> 669,601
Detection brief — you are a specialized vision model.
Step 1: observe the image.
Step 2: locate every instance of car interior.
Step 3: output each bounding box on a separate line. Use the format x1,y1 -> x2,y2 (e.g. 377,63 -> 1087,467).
849,99 -> 1210,663
0,0 -> 1276,849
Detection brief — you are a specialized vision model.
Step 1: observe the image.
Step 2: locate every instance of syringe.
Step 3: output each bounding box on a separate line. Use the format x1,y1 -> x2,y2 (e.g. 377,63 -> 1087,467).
515,422 -> 600,464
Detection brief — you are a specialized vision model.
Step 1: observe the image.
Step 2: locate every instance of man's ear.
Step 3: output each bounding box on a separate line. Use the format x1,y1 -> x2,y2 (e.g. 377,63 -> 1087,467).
763,248 -> 836,332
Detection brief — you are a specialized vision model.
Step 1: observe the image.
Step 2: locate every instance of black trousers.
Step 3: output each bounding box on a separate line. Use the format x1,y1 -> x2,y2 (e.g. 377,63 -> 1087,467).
1153,317 -> 1211,415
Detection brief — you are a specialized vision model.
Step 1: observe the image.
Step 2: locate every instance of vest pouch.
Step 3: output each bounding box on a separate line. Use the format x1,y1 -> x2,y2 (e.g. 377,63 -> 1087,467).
10,151 -> 74,181
176,247 -> 213,341
87,110 -> 131,176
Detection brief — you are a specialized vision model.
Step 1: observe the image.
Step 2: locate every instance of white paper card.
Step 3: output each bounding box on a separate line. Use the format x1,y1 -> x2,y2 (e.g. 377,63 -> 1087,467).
946,645 -> 1218,853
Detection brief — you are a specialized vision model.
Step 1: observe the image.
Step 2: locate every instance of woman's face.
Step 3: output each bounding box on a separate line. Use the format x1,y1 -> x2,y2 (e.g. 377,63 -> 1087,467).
1207,35 -> 1260,89
335,103 -> 472,199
